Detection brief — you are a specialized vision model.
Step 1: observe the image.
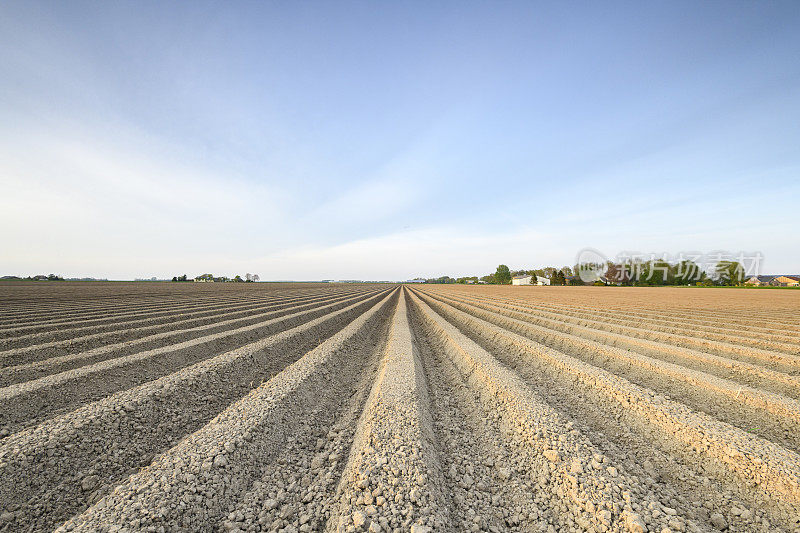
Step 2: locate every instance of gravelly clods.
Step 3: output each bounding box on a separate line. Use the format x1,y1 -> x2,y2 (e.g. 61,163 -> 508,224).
1,281 -> 799,532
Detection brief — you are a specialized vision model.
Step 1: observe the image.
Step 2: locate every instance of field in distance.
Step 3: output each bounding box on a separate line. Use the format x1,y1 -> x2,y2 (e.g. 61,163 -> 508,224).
0,281 -> 798,532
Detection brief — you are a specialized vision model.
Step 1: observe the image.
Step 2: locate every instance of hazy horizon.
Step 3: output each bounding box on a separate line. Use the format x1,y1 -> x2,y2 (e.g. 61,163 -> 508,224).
2,2 -> 799,280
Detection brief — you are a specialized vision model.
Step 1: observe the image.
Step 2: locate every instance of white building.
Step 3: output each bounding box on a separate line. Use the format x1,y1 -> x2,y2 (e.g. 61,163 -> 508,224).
512,275 -> 533,285
536,277 -> 550,286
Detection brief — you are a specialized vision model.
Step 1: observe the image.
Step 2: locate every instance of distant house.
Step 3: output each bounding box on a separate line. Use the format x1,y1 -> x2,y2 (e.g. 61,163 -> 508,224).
535,277 -> 550,286
771,276 -> 800,287
745,275 -> 775,286
512,275 -> 532,285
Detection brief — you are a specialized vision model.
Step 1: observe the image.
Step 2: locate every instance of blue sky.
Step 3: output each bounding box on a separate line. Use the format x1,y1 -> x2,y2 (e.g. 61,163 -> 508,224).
2,1 -> 799,280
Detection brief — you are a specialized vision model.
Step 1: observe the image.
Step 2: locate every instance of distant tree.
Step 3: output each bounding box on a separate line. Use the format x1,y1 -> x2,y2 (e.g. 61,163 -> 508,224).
480,274 -> 496,284
637,261 -> 673,286
425,276 -> 456,284
561,266 -> 574,277
542,267 -> 557,280
495,265 -> 512,285
568,276 -> 585,286
673,260 -> 703,285
233,275 -> 244,283
551,270 -> 566,286
715,261 -> 744,286
172,276 -> 178,282
605,263 -> 634,285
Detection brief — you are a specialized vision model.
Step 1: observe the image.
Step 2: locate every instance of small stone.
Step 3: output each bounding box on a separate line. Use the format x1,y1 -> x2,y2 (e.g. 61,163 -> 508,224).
213,455 -> 228,468
264,499 -> 278,511
543,450 -> 560,463
81,475 -> 99,491
0,512 -> 14,524
352,511 -> 367,528
410,526 -> 432,533
498,467 -> 511,480
710,513 -> 727,530
624,511 -> 646,533
606,466 -> 618,477
569,459 -> 583,474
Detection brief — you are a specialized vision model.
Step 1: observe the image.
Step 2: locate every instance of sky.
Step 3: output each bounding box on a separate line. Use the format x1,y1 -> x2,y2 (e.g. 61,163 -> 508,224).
1,1 -> 799,280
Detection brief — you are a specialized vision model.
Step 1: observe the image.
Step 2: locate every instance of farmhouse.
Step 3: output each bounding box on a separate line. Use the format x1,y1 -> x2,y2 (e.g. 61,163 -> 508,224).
745,276 -> 774,286
535,277 -> 550,286
771,276 -> 800,287
512,275 -> 532,285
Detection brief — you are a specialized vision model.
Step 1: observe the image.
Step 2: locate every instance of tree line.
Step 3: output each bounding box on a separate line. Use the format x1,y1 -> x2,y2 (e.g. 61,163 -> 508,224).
171,273 -> 260,282
417,260 -> 747,286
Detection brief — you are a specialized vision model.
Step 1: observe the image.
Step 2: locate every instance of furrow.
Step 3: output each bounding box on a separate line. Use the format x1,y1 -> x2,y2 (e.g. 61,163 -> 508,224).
406,290 -> 703,533
416,291 -> 800,454
0,293 -> 257,326
0,289 -> 359,365
458,292 -> 800,354
413,289 -> 800,530
56,288 -> 397,531
0,290 -> 327,343
433,290 -> 800,372
327,291 -> 449,532
422,290 -> 800,399
0,290 -> 376,383
460,291 -> 800,347
0,290 -> 389,435
0,290 -> 397,532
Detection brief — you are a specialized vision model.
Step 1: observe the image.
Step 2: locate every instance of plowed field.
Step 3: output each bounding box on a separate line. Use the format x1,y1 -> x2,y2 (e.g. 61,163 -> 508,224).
1,282 -> 798,533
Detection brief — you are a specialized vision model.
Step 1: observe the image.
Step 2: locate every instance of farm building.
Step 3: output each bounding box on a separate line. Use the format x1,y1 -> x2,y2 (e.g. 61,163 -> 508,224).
745,276 -> 775,286
535,277 -> 550,286
744,275 -> 799,287
771,276 -> 800,287
512,275 -> 532,285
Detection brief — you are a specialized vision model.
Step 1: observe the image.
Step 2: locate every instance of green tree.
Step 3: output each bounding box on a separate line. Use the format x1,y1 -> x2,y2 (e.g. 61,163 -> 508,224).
480,274 -> 496,284
495,265 -> 512,285
637,261 -> 674,286
551,270 -> 566,286
672,260 -> 703,285
715,261 -> 745,286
